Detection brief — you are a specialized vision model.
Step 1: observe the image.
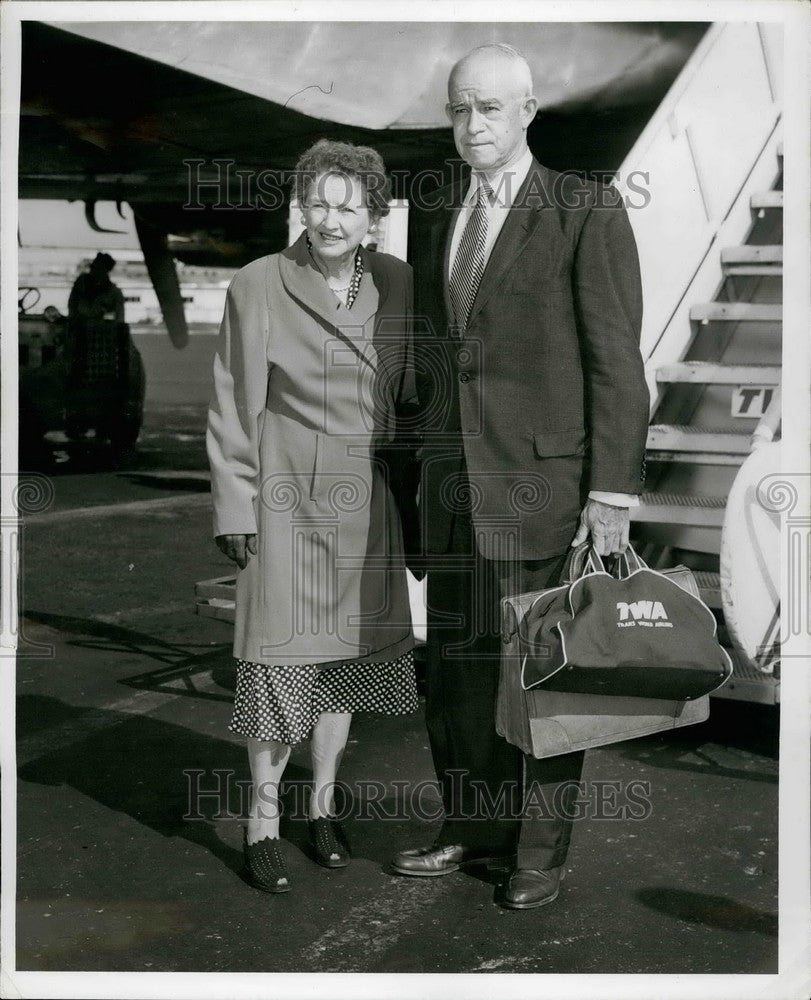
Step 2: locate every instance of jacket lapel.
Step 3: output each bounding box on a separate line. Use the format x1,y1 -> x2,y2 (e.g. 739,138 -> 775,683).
278,232 -> 342,328
278,232 -> 384,374
465,160 -> 552,327
278,232 -> 379,332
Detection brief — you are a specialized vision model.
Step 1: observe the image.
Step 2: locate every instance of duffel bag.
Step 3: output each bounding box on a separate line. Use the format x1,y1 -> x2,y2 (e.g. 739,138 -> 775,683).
519,545 -> 732,701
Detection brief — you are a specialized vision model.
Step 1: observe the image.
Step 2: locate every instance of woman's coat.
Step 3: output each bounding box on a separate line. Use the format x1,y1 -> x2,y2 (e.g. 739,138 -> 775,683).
207,233 -> 418,666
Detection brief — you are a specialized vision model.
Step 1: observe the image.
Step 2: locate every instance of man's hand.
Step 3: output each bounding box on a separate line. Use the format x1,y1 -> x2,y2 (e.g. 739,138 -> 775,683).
216,533 -> 257,569
571,500 -> 630,556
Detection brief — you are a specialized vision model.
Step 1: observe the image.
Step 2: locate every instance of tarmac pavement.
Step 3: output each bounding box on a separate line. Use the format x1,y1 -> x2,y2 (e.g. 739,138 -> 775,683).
11,389 -> 781,977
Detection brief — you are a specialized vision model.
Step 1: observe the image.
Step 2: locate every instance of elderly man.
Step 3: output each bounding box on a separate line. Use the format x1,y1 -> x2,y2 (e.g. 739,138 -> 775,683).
392,43 -> 649,908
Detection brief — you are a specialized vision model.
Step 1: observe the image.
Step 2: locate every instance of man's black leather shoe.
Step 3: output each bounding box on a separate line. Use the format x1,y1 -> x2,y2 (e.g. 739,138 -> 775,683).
495,866 -> 565,909
391,843 -> 513,877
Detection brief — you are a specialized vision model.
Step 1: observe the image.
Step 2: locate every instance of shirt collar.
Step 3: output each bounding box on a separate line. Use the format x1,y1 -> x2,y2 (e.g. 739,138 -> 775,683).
465,147 -> 534,209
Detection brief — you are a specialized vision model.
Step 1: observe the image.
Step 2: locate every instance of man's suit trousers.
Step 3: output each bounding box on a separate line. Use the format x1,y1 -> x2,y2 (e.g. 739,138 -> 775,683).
425,500 -> 586,870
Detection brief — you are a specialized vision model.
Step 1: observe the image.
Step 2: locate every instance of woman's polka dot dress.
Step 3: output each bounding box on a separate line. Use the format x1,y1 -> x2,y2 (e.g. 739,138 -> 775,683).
230,650 -> 418,745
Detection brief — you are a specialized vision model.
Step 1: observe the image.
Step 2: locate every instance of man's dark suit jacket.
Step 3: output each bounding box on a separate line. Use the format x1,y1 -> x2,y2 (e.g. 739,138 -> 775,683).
411,158 -> 650,561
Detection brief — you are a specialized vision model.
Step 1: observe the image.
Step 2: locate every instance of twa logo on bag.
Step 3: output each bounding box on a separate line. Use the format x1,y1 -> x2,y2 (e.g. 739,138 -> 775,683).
518,544 -> 732,701
616,600 -> 672,628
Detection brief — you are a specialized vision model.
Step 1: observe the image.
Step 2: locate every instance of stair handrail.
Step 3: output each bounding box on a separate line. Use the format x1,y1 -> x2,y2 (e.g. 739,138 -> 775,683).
613,22 -> 783,369
751,384 -> 782,450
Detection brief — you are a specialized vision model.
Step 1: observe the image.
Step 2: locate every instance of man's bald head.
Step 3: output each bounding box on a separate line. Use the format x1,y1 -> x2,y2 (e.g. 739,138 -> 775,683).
448,44 -> 534,102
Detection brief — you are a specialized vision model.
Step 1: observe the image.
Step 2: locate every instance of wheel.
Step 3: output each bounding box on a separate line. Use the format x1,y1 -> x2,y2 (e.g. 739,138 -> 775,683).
109,411 -> 143,450
109,332 -> 146,451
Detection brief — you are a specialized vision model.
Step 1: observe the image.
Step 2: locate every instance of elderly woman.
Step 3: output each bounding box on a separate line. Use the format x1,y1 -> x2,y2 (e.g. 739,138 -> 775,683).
207,139 -> 419,893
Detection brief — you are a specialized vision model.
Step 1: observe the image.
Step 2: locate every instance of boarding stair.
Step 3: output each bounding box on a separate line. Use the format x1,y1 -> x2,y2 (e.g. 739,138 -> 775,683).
617,22 -> 785,703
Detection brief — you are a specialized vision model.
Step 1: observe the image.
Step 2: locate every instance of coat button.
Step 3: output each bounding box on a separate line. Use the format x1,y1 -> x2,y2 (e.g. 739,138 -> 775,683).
458,372 -> 470,383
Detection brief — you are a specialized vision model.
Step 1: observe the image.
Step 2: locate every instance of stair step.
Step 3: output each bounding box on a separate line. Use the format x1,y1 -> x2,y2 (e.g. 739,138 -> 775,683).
631,492 -> 726,528
750,190 -> 783,211
195,575 -> 236,622
690,302 -> 782,324
694,570 -> 721,609
194,575 -> 237,601
721,245 -> 783,275
656,362 -> 781,385
647,425 -> 752,458
712,646 -> 780,704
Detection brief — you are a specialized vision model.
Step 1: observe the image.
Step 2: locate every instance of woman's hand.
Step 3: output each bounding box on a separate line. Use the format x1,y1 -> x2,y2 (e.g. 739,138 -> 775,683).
216,533 -> 257,569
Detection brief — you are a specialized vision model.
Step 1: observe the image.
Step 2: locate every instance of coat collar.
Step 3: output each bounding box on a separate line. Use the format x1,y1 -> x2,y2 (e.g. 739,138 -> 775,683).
278,231 -> 385,332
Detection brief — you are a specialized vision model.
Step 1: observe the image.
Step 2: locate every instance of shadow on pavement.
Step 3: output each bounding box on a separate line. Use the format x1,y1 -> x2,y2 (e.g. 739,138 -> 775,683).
16,693 -> 430,873
687,699 -> 778,758
117,473 -> 211,493
119,653 -> 236,702
24,609 -> 229,679
18,695 -> 258,874
612,699 -> 779,784
636,887 -> 778,937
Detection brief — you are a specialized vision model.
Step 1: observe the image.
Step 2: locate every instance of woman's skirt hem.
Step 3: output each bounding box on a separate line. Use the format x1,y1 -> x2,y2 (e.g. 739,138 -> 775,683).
229,648 -> 419,745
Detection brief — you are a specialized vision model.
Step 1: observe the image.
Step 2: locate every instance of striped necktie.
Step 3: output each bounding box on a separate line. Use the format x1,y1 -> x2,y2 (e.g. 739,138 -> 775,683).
449,180 -> 491,330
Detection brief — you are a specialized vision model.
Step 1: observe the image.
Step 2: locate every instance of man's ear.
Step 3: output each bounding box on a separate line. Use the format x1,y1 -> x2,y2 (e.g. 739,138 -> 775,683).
445,102 -> 455,125
521,95 -> 539,128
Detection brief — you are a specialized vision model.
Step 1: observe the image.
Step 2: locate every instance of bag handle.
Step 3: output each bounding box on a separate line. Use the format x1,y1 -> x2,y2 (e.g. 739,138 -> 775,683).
613,544 -> 649,579
561,543 -> 606,584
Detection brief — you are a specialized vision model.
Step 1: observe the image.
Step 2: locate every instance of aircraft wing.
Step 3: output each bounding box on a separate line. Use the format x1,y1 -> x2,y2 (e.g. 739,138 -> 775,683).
18,20 -> 706,344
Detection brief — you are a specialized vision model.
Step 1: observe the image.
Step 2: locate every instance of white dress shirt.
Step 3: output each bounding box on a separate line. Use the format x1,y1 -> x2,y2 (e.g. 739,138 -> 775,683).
449,145 -> 638,510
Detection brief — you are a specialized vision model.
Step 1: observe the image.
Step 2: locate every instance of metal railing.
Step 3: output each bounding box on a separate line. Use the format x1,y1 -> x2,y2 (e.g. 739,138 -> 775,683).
614,22 -> 783,373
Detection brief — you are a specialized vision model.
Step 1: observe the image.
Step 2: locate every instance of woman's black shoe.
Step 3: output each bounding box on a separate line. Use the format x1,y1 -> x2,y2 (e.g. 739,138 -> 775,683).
242,830 -> 290,893
308,816 -> 350,868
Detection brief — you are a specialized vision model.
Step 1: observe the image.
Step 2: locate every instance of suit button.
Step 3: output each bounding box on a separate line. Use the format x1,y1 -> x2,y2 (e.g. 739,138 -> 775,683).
458,372 -> 470,383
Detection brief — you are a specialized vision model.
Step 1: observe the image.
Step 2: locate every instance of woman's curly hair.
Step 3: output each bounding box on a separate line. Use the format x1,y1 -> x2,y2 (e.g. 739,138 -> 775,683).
293,139 -> 391,220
